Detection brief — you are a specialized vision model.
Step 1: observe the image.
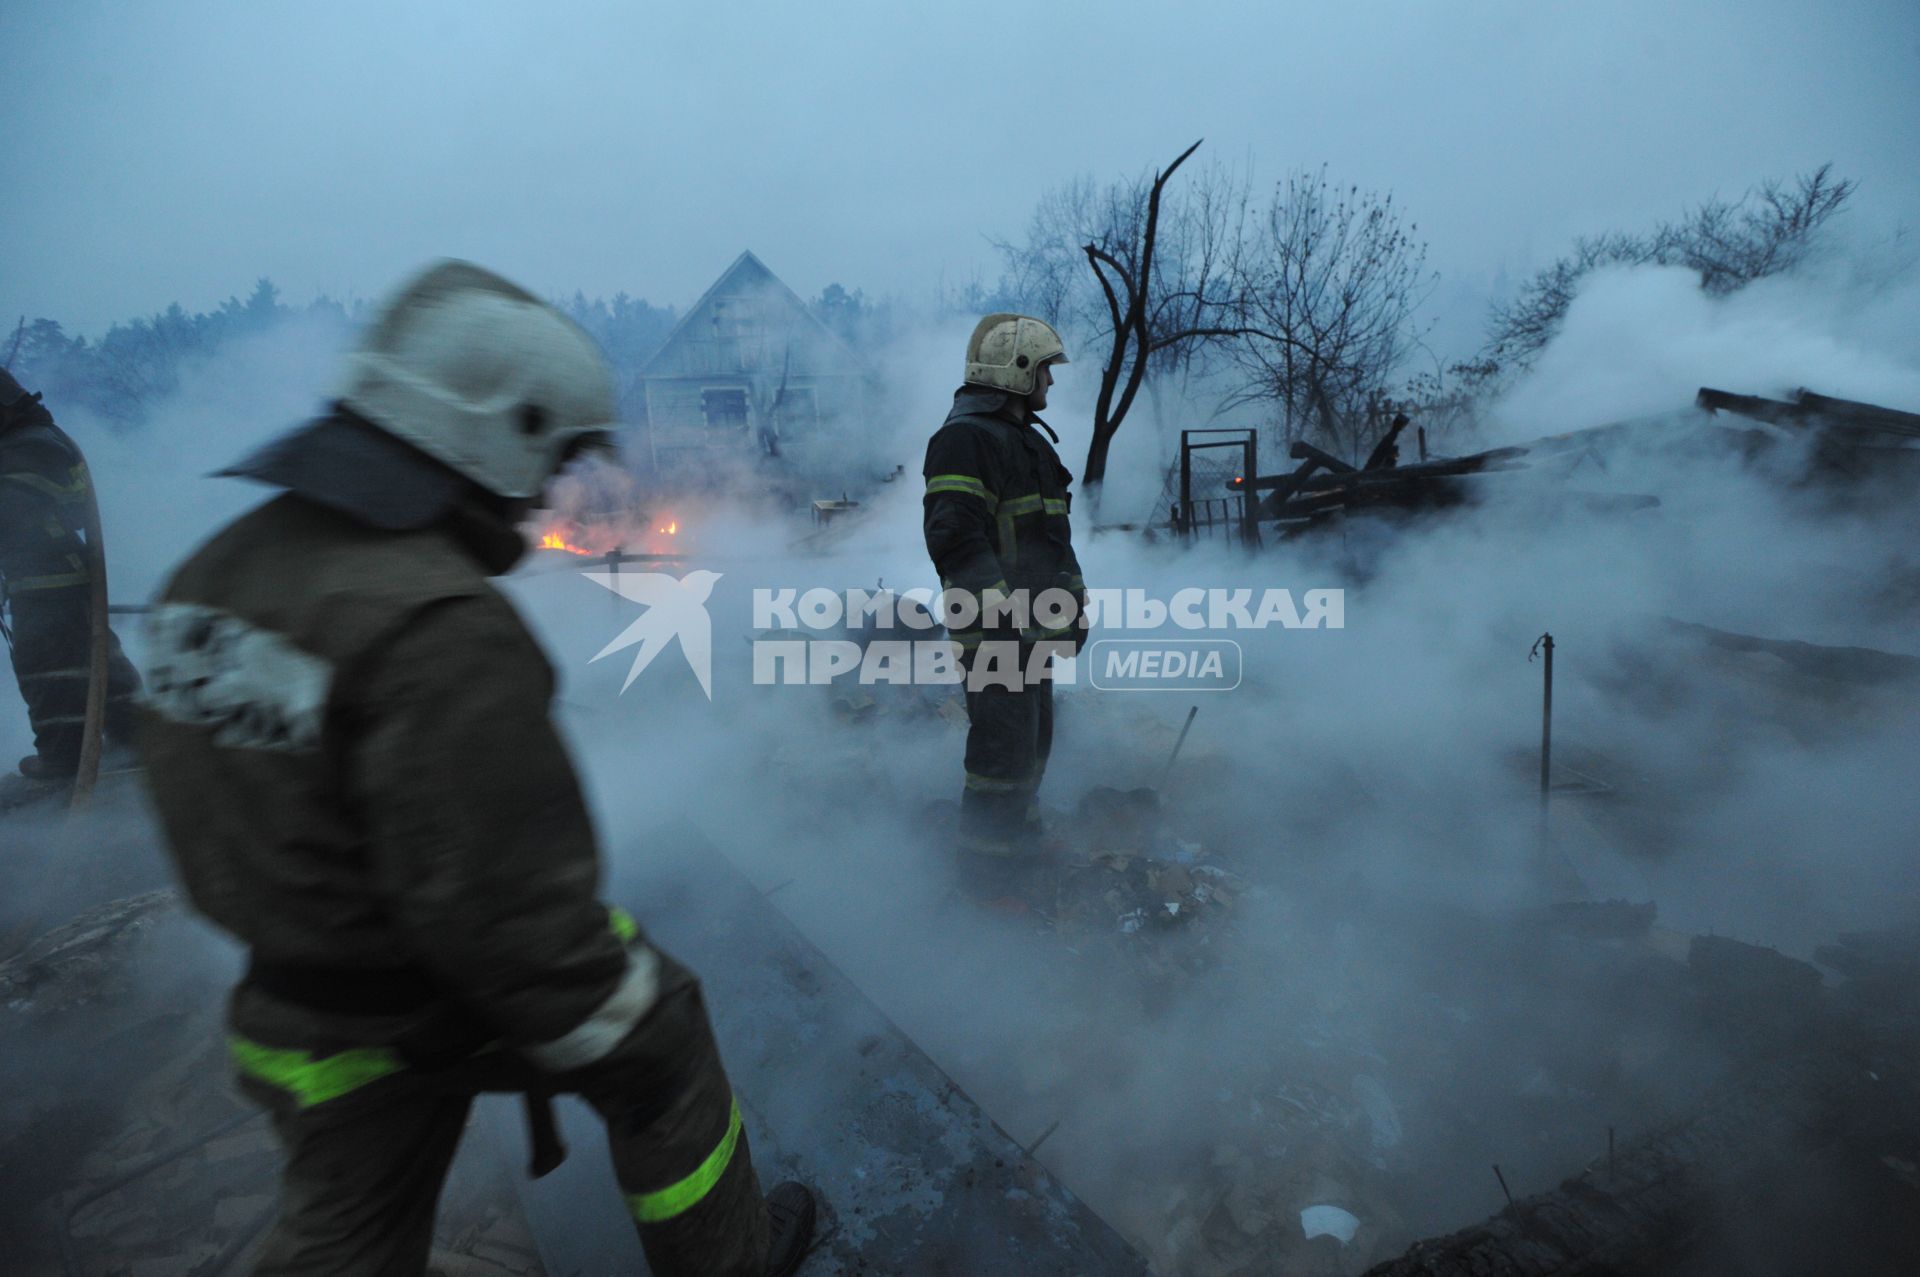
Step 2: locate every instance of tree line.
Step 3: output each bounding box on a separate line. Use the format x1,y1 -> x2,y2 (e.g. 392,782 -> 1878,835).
987,142 -> 1855,500
2,278 -> 891,431
6,162 -> 1852,482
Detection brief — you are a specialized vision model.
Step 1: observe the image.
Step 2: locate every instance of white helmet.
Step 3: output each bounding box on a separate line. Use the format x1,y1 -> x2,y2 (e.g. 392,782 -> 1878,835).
964,313 -> 1069,397
337,260 -> 617,500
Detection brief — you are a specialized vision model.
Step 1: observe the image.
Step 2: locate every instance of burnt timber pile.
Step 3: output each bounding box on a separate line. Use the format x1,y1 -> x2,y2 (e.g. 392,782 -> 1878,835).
1180,387 -> 1920,545
1695,385 -> 1920,484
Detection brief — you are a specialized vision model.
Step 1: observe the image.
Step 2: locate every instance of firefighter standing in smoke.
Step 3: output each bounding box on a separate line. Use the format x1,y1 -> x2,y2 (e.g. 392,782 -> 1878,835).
136,262 -> 814,1277
0,368 -> 141,781
923,314 -> 1087,896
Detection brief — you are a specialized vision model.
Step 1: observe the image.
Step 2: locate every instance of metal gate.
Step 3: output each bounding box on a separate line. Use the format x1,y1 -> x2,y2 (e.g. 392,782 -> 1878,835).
1174,428 -> 1260,547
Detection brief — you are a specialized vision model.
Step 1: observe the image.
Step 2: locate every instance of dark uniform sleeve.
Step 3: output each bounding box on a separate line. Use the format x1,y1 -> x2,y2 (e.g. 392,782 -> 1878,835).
0,435 -> 92,590
1040,446 -> 1088,650
1,434 -> 126,762
923,422 -> 1011,639
346,593 -> 634,1051
1052,451 -> 1086,592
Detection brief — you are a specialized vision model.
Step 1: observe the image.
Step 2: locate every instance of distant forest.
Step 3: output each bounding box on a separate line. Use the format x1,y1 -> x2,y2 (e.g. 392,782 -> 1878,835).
4,277 -> 889,429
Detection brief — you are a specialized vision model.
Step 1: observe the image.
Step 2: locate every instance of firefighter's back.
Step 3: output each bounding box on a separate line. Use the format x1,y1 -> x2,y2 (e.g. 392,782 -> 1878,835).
138,490 -> 512,967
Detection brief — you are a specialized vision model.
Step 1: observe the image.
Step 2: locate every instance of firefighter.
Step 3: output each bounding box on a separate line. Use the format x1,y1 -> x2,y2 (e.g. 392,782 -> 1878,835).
0,368 -> 141,781
137,262 -> 814,1276
922,314 -> 1087,900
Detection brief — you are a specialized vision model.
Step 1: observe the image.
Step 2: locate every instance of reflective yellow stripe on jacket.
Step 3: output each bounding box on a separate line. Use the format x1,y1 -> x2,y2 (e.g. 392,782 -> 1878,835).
989,493 -> 1066,565
2,464 -> 91,504
924,473 -> 996,507
5,567 -> 91,592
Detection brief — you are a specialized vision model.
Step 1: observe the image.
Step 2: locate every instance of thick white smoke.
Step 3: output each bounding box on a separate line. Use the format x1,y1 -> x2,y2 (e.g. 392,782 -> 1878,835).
5,240 -> 1916,1269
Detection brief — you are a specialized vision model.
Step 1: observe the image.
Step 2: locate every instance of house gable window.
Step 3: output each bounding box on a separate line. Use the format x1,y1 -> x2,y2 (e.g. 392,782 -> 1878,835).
701,387 -> 749,432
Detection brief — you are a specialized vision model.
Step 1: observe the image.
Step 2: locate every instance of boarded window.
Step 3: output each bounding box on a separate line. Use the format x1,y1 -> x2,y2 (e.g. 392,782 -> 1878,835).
701,388 -> 749,432
708,300 -> 749,341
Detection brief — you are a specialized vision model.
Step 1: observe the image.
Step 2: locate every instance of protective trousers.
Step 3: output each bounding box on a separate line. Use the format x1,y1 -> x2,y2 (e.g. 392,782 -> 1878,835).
957,644 -> 1054,862
228,952 -> 769,1277
2,578 -> 141,765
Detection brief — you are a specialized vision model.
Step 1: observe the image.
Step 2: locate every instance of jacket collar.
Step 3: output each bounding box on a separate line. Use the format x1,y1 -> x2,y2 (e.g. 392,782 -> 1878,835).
221,408 -> 527,574
948,385 -> 1059,442
950,384 -> 1023,423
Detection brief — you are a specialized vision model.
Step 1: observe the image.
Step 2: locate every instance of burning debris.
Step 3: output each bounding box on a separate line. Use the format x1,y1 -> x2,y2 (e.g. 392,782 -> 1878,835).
1162,385 -> 1919,548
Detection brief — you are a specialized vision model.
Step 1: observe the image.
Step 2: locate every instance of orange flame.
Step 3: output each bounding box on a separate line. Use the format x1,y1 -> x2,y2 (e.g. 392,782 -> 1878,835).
658,520 -> 679,536
539,531 -> 592,556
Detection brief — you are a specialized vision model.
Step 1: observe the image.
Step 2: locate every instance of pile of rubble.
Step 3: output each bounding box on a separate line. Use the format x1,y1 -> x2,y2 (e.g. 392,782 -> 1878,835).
1051,786 -> 1246,990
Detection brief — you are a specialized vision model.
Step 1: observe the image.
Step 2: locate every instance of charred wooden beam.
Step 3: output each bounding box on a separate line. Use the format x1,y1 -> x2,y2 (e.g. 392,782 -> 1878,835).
1256,454 -> 1328,518
1288,440 -> 1357,473
1696,387 -> 1806,426
1245,448 -> 1527,494
1792,388 -> 1920,440
1699,386 -> 1920,440
1289,450 -> 1529,493
1364,413 -> 1411,471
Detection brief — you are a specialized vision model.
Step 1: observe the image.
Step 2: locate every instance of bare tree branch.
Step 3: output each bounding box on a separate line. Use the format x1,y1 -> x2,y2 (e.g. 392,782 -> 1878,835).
1485,164 -> 1855,376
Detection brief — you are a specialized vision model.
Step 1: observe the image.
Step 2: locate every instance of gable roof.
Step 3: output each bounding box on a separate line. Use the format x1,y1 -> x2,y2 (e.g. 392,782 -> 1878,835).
640,250 -> 863,378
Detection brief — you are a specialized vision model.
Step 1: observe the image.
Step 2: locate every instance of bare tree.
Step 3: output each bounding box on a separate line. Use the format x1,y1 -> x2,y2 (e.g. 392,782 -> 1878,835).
745,340 -> 792,457
1487,164 -> 1854,374
1227,167 -> 1435,460
1675,163 -> 1855,293
1139,155 -> 1254,406
991,142 -> 1252,506
1079,139 -> 1207,504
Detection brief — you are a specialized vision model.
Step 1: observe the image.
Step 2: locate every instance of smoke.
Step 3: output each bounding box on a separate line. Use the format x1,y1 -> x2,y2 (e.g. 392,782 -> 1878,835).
1492,259 -> 1920,436
4,239 -> 1916,1271
512,250 -> 1920,1262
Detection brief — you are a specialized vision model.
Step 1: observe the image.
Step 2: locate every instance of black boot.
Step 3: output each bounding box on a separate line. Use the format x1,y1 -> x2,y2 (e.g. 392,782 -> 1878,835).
18,753 -> 76,782
763,1181 -> 816,1277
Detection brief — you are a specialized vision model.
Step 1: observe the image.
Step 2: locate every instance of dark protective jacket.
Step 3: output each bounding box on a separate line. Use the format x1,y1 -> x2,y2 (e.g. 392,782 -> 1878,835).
138,486 -> 645,1061
1,394 -> 142,761
0,397 -> 95,596
921,386 -> 1084,645
141,416 -> 771,1274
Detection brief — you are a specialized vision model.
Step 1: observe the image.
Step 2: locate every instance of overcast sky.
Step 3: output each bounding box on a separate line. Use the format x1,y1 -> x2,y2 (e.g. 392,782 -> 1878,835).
4,0 -> 1915,343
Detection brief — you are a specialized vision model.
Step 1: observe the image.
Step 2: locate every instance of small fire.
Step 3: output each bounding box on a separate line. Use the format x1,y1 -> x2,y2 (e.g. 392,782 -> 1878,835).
658,520 -> 679,536
539,531 -> 592,556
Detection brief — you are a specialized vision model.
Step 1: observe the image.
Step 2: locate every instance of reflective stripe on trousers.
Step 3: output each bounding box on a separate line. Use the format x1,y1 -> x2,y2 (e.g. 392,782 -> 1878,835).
232,904 -> 653,1107
626,1097 -> 744,1222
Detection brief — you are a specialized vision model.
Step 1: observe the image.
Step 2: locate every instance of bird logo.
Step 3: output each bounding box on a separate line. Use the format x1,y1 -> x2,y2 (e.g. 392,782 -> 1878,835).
584,569 -> 722,699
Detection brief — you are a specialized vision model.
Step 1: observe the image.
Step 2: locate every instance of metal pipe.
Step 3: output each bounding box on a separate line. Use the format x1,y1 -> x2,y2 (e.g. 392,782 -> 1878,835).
1157,705 -> 1199,792
69,463 -> 111,811
1529,633 -> 1555,868
1540,633 -> 1554,801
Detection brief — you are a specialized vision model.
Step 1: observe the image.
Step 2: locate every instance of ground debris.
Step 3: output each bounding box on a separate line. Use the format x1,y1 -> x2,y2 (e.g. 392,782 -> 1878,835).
1049,787 -> 1246,987
0,893 -> 551,1277
1,889 -> 177,1011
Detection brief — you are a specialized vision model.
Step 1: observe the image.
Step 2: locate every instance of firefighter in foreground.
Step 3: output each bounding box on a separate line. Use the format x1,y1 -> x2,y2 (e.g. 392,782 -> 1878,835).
137,262 -> 815,1276
922,314 -> 1087,900
0,368 -> 141,782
